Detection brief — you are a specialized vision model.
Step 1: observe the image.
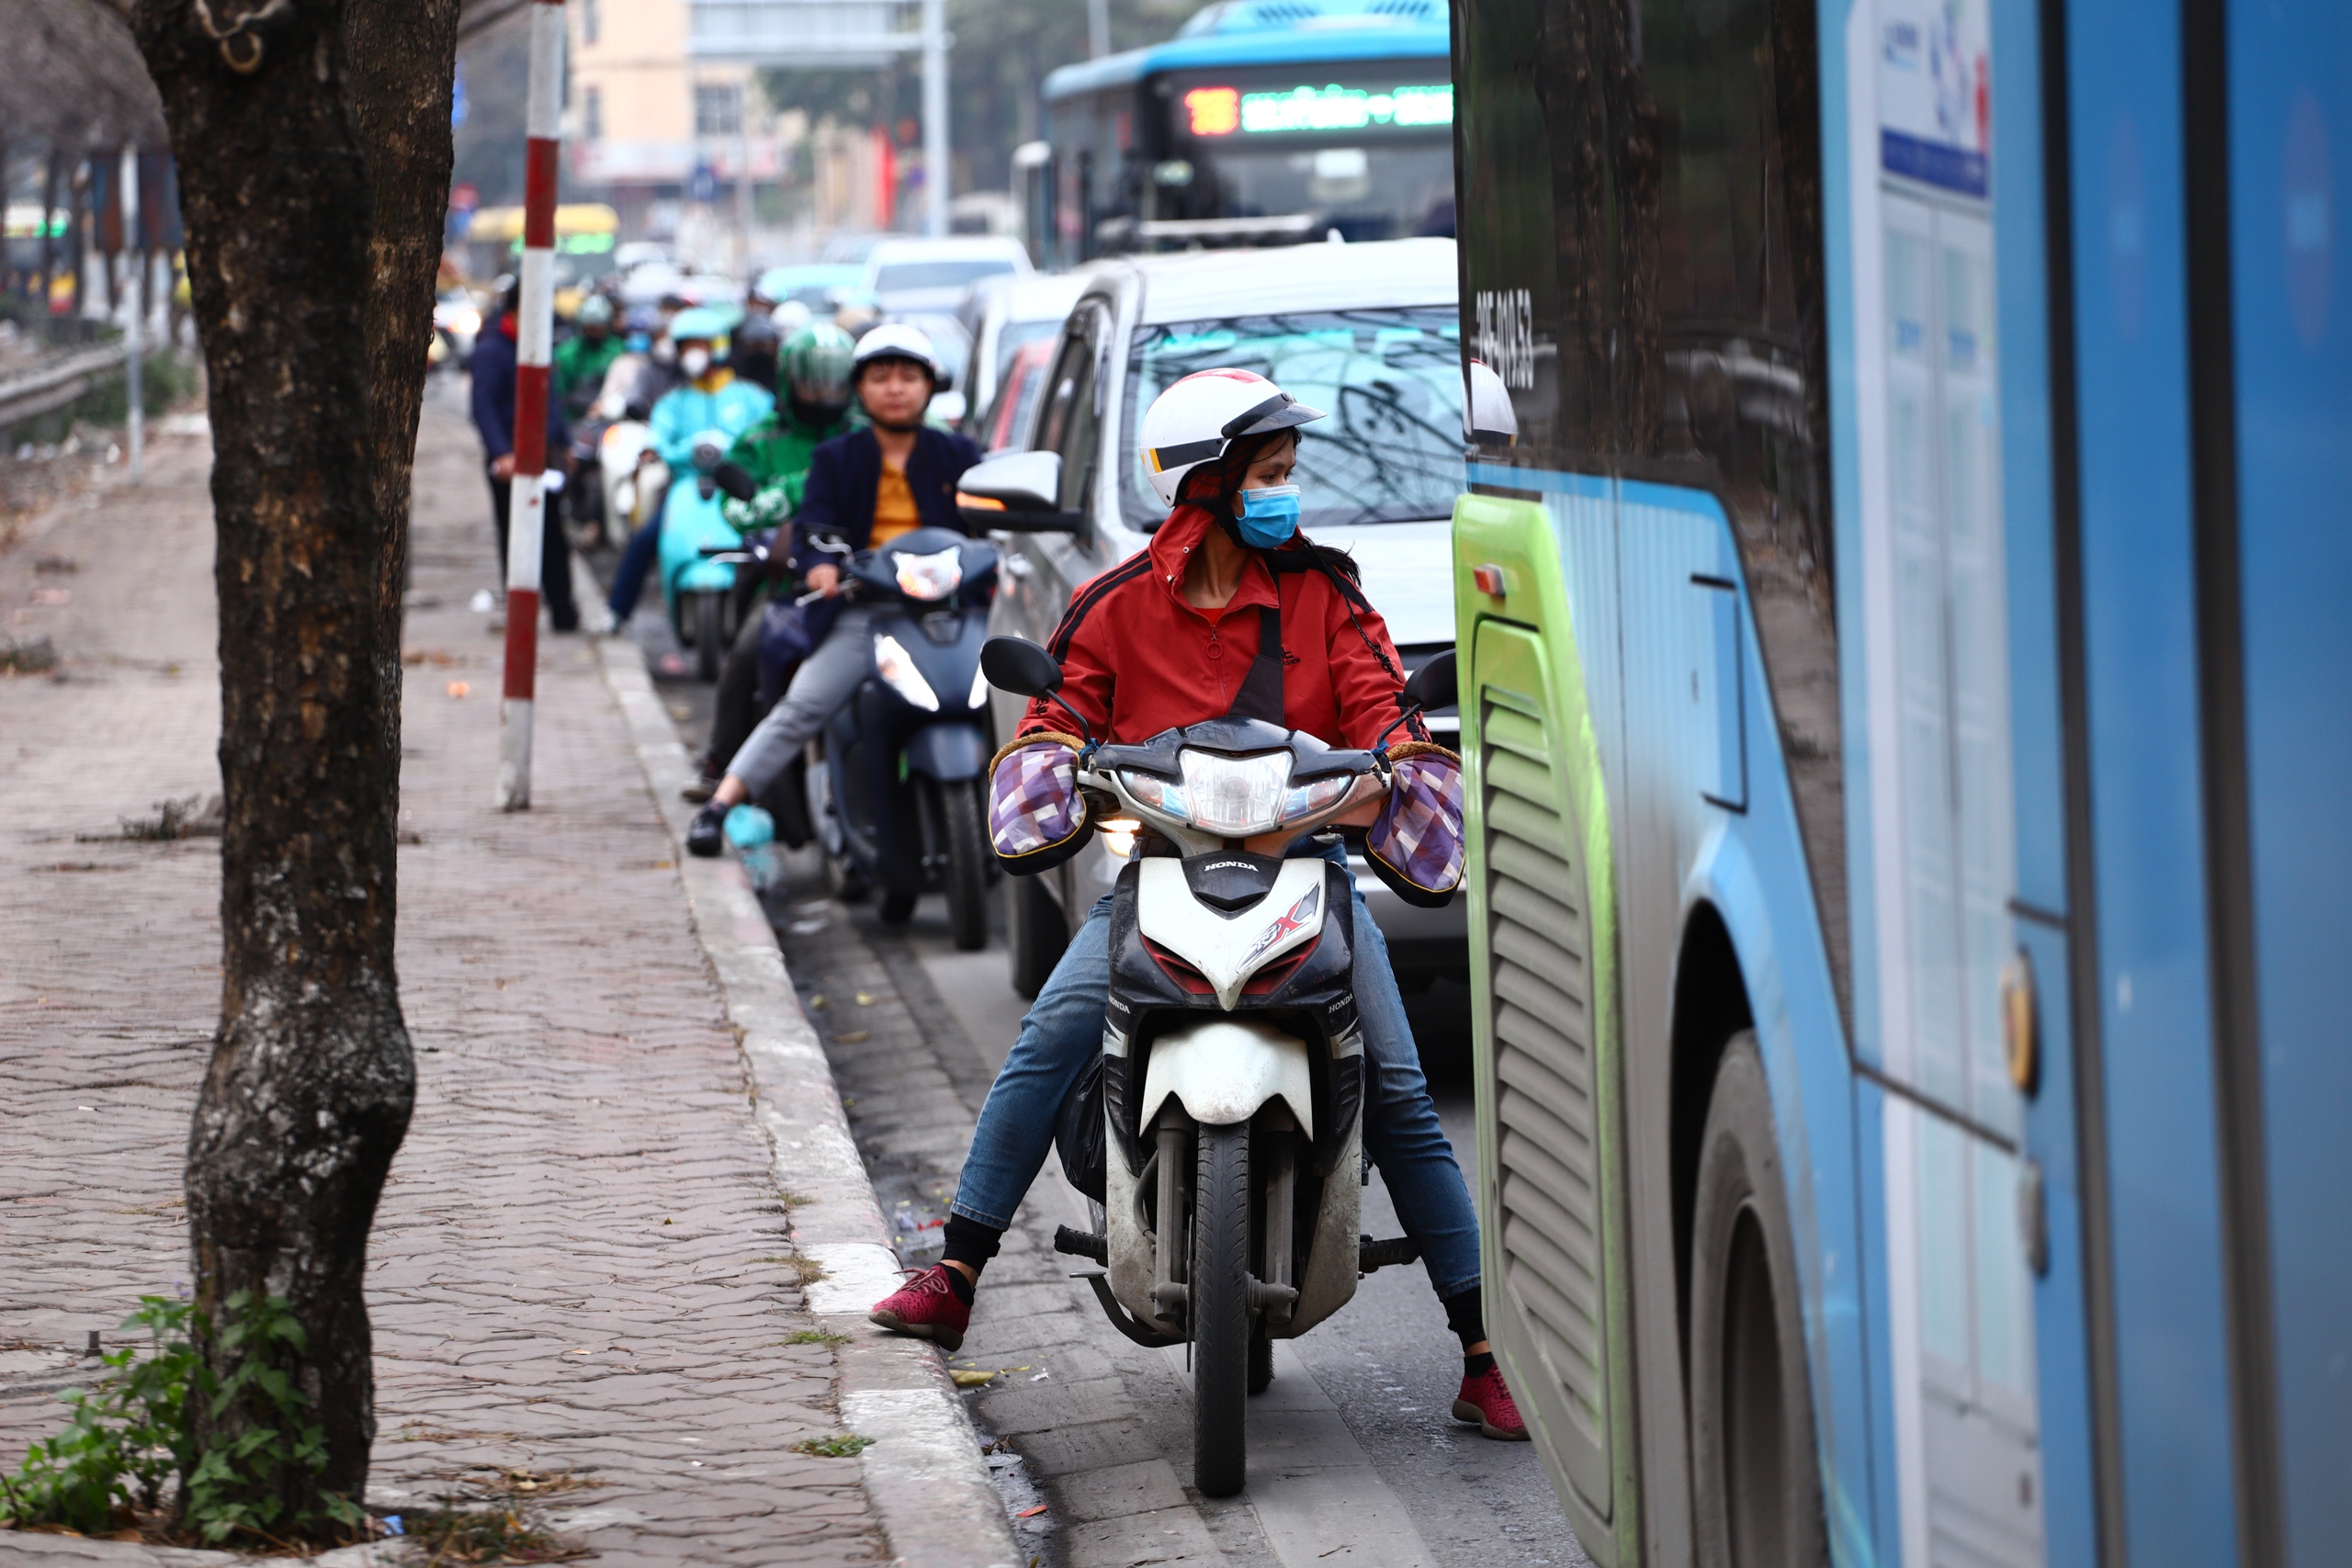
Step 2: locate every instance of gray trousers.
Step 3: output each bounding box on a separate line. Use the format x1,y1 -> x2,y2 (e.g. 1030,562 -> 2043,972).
725,604 -> 875,796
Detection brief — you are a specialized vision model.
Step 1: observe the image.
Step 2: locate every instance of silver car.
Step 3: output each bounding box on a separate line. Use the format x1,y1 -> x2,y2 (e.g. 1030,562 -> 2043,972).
971,238 -> 1466,998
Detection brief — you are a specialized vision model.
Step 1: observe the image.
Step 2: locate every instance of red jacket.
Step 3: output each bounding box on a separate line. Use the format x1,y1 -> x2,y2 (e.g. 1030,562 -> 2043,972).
1018,505 -> 1425,750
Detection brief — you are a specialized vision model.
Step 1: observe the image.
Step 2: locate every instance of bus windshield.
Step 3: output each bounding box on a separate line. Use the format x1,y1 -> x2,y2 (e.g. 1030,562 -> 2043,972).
1121,307 -> 1464,533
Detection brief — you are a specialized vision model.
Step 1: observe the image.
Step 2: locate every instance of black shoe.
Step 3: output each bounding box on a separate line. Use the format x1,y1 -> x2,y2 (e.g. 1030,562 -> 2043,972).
685,804 -> 728,858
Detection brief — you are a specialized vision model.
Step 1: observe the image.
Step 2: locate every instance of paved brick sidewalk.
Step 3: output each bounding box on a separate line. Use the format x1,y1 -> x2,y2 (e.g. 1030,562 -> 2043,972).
1,402 -> 883,1563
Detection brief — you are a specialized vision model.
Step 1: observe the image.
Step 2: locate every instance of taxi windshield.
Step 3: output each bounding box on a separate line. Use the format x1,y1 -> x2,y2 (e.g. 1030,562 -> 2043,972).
1120,307 -> 1464,533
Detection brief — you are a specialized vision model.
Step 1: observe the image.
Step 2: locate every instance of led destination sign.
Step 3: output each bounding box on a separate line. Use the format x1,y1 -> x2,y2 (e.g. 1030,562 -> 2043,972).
1182,82 -> 1454,137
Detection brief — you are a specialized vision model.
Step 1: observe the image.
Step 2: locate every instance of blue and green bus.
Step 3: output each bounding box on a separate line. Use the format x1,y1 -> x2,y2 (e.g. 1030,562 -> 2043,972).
1030,0 -> 1456,266
1448,0 -> 2348,1564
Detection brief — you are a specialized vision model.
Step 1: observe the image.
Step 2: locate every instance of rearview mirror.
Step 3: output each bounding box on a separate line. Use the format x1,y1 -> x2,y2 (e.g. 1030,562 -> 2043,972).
958,450 -> 1084,534
981,636 -> 1065,699
1402,648 -> 1456,715
712,459 -> 758,502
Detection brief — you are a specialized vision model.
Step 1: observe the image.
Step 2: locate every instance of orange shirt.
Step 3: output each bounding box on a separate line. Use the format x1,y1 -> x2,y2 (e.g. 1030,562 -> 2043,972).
871,461 -> 920,547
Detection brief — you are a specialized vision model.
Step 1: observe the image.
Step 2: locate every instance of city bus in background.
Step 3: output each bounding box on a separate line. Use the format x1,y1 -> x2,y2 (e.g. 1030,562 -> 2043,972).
1027,0 -> 1453,266
458,201 -> 619,314
1445,0 -> 2347,1565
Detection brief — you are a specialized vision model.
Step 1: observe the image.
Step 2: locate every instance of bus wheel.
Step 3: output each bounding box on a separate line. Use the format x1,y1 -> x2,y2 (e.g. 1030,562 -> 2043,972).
1689,1032 -> 1827,1568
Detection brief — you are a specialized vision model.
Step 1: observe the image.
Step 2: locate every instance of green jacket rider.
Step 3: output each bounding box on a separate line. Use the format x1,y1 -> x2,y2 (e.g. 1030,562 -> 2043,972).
552,294 -> 627,421
718,321 -> 860,537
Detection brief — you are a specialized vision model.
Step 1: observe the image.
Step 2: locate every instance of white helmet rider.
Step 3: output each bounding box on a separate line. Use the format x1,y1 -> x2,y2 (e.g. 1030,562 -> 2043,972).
1464,358 -> 1519,448
851,321 -> 948,386
1137,368 -> 1327,508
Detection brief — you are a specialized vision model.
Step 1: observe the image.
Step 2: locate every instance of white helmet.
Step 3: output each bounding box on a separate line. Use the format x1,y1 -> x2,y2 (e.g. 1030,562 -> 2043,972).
1464,358 -> 1519,447
852,321 -> 946,384
1137,369 -> 1327,507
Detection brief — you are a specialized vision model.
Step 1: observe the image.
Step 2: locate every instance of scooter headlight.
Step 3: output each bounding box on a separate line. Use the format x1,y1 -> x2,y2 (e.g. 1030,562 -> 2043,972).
893,545 -> 964,602
967,660 -> 989,711
874,634 -> 940,711
1175,749 -> 1292,837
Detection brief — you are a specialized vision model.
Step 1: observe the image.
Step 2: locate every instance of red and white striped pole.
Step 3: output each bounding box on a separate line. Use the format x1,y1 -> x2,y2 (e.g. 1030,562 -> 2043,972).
497,0 -> 566,810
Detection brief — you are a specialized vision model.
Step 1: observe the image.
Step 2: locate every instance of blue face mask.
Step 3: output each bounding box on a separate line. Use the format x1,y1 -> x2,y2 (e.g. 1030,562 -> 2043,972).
1235,484 -> 1303,548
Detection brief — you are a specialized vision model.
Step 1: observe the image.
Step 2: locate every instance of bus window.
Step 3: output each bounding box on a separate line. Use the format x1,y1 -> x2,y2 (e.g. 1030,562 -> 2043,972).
1456,0 -> 1843,994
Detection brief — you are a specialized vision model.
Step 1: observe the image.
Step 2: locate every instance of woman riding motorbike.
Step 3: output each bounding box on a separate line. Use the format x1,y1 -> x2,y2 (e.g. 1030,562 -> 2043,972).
600,306 -> 775,632
684,323 -> 983,852
865,370 -> 1527,1441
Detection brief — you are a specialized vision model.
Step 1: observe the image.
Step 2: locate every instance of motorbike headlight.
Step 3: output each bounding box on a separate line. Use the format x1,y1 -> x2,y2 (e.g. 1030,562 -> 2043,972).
1099,818 -> 1141,859
894,545 -> 964,602
967,661 -> 989,711
1176,749 -> 1292,837
874,634 -> 940,711
1281,774 -> 1353,823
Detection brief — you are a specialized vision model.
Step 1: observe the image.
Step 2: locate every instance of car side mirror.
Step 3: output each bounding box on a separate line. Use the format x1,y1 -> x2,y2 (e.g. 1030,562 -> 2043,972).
981,636 -> 1065,698
957,450 -> 1083,534
1402,648 -> 1456,714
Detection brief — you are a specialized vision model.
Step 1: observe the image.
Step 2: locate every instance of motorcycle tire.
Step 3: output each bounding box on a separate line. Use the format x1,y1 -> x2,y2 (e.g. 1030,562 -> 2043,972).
1006,873 -> 1069,1000
1192,1122 -> 1250,1498
694,592 -> 725,682
943,780 -> 989,953
879,889 -> 919,923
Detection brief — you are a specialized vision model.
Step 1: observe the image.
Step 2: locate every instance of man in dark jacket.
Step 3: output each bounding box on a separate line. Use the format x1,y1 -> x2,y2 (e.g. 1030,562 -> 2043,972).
685,323 -> 982,852
469,281 -> 578,630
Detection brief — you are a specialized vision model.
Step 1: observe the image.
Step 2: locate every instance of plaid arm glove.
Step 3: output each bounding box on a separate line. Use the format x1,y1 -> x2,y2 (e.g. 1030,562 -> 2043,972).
1363,743 -> 1464,908
988,733 -> 1091,874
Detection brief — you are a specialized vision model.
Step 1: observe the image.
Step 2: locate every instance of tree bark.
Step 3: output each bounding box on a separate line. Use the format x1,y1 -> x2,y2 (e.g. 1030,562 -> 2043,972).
345,0 -> 462,621
130,0 -> 453,1527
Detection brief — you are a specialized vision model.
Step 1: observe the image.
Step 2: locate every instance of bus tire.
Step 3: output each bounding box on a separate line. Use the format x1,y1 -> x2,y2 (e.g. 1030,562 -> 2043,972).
1689,1032 -> 1827,1568
1191,1122 -> 1250,1498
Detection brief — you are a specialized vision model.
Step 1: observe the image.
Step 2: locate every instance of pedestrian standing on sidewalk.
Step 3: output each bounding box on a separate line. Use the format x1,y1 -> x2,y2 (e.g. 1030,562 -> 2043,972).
470,278 -> 580,631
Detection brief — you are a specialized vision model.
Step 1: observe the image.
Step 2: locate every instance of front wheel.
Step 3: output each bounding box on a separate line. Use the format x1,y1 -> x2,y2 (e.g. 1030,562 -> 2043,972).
1689,1032 -> 1828,1568
693,592 -> 725,682
942,780 -> 989,952
1191,1122 -> 1250,1497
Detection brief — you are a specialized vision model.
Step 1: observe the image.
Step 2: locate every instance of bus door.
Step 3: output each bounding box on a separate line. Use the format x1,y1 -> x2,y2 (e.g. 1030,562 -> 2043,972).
1831,0 -> 2073,1562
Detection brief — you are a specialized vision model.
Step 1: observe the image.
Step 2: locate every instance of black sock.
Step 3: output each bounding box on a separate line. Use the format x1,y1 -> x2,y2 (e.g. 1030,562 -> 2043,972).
1464,1350 -> 1497,1380
941,1213 -> 1002,1301
1441,1285 -> 1487,1349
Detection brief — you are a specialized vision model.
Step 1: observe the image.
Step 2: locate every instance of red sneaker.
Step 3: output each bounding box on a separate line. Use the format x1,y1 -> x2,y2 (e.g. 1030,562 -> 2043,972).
869,1264 -> 971,1353
1453,1365 -> 1530,1440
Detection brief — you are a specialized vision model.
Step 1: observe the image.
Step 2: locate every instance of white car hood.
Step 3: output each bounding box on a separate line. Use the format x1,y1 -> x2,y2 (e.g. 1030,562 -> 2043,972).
1309,520 -> 1457,649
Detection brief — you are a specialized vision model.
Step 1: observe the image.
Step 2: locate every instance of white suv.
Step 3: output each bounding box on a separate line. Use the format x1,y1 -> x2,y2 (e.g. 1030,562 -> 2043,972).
972,237 -> 1466,998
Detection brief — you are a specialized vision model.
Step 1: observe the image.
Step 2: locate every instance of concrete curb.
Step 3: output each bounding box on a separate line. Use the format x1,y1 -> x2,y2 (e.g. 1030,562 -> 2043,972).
590,634 -> 1019,1568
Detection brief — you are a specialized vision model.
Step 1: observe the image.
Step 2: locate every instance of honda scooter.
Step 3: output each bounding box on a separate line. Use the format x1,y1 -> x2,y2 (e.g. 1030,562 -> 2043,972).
657,432 -> 742,682
792,526 -> 1000,949
981,636 -> 1455,1498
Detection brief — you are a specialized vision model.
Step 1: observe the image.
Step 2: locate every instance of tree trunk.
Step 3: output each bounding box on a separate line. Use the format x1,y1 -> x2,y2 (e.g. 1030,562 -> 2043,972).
130,0 -> 452,1530
345,0 -> 463,621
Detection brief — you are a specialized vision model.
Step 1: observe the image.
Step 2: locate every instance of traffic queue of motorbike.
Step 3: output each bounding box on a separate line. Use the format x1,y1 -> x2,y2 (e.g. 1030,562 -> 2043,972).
525,270 -> 1006,951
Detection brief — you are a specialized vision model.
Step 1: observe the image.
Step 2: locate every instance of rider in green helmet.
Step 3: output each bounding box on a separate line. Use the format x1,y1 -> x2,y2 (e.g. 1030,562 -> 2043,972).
687,321 -> 862,799
718,321 -> 860,534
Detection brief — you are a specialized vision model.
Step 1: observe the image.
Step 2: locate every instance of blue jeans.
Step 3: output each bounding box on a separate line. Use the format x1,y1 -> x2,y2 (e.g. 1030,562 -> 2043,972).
952,862 -> 1483,1300
607,519 -> 661,622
